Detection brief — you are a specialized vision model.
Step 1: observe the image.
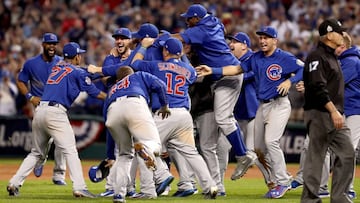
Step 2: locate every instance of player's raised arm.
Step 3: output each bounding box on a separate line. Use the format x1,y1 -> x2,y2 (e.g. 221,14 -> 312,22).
131,37 -> 155,64
196,64 -> 243,77
87,64 -> 103,74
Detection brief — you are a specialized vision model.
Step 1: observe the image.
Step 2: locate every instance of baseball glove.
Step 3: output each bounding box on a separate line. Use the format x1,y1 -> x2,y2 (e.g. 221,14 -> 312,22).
88,159 -> 110,183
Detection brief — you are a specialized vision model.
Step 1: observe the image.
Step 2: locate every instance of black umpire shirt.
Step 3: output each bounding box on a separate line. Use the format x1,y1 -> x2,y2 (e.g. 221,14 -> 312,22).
303,41 -> 344,113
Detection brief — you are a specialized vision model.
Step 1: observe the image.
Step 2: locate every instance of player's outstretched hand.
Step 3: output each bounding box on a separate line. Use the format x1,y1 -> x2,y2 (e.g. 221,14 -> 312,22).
158,105 -> 171,119
195,65 -> 212,77
277,79 -> 291,96
141,37 -> 155,48
87,64 -> 100,74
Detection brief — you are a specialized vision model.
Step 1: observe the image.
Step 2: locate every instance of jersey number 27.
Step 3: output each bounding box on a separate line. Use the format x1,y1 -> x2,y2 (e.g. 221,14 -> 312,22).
47,66 -> 73,84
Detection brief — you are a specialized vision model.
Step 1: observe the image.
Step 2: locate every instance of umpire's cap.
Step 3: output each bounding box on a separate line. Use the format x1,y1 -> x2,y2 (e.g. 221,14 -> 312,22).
159,37 -> 183,56
132,23 -> 159,39
180,4 -> 207,18
112,28 -> 132,39
88,159 -> 110,183
256,26 -> 278,38
42,33 -> 59,43
318,19 -> 346,36
63,42 -> 86,58
228,32 -> 251,47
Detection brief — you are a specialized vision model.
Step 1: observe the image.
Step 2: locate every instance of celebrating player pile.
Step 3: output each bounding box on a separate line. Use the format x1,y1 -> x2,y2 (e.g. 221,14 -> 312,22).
6,2 -> 357,203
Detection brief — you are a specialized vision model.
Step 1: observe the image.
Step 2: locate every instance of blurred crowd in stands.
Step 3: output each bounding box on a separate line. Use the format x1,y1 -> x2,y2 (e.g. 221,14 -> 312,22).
1,0 -> 360,122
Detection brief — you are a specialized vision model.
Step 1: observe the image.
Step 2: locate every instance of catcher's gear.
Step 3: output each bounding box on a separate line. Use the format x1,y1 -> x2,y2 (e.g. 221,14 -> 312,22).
88,159 -> 110,183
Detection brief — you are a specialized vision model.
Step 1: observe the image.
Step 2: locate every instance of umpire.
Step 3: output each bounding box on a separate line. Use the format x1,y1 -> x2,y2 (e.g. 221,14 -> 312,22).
301,19 -> 355,203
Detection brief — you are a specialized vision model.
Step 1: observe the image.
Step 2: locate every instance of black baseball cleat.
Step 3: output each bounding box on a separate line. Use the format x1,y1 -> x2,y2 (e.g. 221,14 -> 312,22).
204,186 -> 218,199
7,184 -> 19,196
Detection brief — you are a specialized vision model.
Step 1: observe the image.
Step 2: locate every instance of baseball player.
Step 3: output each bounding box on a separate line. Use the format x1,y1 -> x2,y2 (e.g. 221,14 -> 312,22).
88,24 -> 175,198
228,32 -> 275,189
172,3 -> 257,181
130,26 -> 176,199
97,27 -> 134,198
15,33 -> 67,185
131,37 -> 218,199
135,33 -> 197,198
104,66 -> 171,203
196,26 -> 303,198
7,42 -> 107,198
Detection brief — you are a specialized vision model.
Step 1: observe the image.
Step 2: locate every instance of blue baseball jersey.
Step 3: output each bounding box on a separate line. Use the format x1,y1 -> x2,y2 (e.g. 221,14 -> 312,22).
102,42 -> 172,76
18,54 -> 62,96
105,71 -> 168,111
101,51 -> 134,77
131,58 -> 197,110
145,33 -> 171,61
180,15 -> 239,67
233,50 -> 259,120
103,54 -> 123,67
338,46 -> 360,117
41,61 -> 101,109
102,51 -> 131,160
242,48 -> 303,100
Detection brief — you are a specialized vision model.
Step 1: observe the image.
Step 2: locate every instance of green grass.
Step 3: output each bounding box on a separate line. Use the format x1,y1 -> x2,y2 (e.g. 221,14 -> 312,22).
1,159 -> 359,203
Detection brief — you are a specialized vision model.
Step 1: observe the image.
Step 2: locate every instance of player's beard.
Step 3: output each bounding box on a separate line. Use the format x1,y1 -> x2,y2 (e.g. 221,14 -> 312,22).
44,48 -> 56,59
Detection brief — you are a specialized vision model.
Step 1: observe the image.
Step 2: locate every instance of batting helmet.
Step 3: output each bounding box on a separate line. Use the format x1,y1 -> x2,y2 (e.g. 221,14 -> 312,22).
88,159 -> 110,183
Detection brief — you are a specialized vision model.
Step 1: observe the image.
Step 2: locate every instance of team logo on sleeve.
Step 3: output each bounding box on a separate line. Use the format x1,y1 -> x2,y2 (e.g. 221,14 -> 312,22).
266,64 -> 282,81
85,76 -> 91,85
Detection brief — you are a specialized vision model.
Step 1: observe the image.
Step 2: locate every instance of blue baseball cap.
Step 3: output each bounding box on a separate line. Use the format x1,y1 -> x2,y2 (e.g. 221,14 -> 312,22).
159,37 -> 183,56
256,26 -> 278,38
63,42 -> 86,58
132,23 -> 159,39
112,28 -> 132,39
229,32 -> 251,47
180,4 -> 207,18
42,33 -> 59,43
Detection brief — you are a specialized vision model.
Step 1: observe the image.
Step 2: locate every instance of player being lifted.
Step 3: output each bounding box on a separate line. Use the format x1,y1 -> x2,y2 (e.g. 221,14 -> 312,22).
172,3 -> 257,181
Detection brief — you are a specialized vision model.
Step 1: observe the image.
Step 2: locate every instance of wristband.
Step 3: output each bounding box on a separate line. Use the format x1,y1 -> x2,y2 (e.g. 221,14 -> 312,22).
212,67 -> 223,76
138,46 -> 147,56
25,92 -> 33,100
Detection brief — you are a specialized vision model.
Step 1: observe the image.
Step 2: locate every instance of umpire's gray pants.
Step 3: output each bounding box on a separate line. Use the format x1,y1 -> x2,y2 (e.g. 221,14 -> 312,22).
301,110 -> 354,203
